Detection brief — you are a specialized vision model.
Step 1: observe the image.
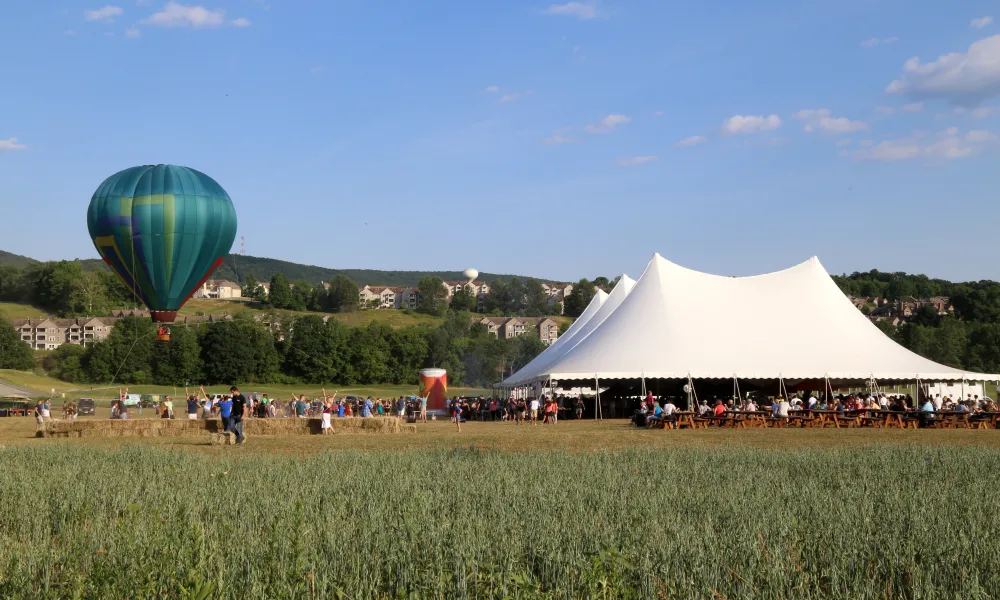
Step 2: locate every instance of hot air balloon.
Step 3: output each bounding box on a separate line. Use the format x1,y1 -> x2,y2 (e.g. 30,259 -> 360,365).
87,165 -> 237,340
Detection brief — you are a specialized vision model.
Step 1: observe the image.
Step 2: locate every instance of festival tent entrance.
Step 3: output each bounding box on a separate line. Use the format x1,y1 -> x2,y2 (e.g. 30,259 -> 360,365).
501,254 -> 998,404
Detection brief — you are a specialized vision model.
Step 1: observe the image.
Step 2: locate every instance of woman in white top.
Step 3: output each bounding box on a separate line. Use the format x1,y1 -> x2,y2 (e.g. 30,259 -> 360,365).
320,389 -> 338,434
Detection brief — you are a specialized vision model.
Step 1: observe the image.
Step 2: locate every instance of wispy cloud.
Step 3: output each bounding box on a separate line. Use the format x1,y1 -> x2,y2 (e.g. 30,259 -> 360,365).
542,129 -> 579,145
876,106 -> 895,115
483,85 -> 500,93
835,139 -> 853,147
793,108 -> 868,134
902,102 -> 923,112
0,138 -> 27,151
886,35 -> 1000,104
652,110 -> 664,117
231,17 -> 251,27
584,114 -> 630,134
64,29 -> 76,36
972,106 -> 998,119
720,114 -> 781,135
543,2 -> 598,20
310,66 -> 324,73
616,155 -> 657,167
845,127 -> 995,162
861,36 -> 898,48
85,5 -> 124,23
125,25 -> 141,38
971,16 -> 993,29
674,135 -> 706,148
498,93 -> 522,104
142,2 -> 227,28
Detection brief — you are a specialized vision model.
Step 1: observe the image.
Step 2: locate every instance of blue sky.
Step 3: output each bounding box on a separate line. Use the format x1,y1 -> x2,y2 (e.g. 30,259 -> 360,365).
2,0 -> 999,283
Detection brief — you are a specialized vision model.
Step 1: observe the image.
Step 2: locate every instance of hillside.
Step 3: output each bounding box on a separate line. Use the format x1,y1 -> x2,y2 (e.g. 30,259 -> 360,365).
0,251 -> 38,269
0,250 -> 545,286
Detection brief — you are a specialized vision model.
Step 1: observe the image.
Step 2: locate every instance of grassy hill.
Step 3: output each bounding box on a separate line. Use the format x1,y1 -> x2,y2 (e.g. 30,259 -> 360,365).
0,250 -> 550,287
0,251 -> 39,269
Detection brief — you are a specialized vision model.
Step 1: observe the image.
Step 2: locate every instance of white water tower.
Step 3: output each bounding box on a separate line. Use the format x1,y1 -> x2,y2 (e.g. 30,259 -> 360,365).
463,268 -> 479,284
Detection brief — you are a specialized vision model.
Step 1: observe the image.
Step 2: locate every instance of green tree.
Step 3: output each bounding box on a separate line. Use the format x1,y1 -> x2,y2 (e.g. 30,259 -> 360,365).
81,316 -> 155,384
325,275 -> 359,313
33,261 -> 108,316
281,315 -> 347,383
289,280 -> 312,312
43,344 -> 87,382
151,326 -> 202,385
524,278 -> 549,316
0,319 -> 34,370
564,278 -> 597,317
417,276 -> 448,316
200,315 -> 281,384
99,270 -> 137,309
450,287 -> 479,312
268,273 -> 293,309
242,274 -> 265,302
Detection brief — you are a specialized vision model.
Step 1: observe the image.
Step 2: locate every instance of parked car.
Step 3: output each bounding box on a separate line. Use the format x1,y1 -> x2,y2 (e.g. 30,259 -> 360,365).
77,398 -> 96,416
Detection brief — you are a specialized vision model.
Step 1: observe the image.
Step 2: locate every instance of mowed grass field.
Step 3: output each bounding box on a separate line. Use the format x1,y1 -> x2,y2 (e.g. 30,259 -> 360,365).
1,424 -> 1000,599
0,369 -> 486,401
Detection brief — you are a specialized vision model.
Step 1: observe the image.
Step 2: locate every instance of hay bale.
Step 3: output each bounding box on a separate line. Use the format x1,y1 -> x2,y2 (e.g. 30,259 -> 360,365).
403,424 -> 417,434
210,432 -> 236,445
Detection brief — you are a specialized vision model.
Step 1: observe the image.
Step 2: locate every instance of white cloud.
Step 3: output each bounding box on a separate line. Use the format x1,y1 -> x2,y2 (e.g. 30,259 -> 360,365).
846,127 -> 995,162
971,106 -> 997,118
876,106 -> 895,115
674,135 -> 706,148
0,138 -> 26,151
125,25 -> 141,38
498,93 -> 522,104
543,2 -> 598,20
653,110 -> 664,117
971,16 -> 994,29
230,17 -> 251,27
902,102 -> 923,112
142,2 -> 225,28
793,108 -> 868,134
85,5 -> 124,23
861,37 -> 898,49
967,129 -> 997,142
137,0 -> 151,4
859,140 -> 875,147
542,129 -> 579,145
886,35 -> 1000,104
483,85 -> 500,93
64,29 -> 76,36
835,138 -> 853,147
585,114 -> 631,134
720,114 -> 781,135
310,66 -> 324,73
616,156 -> 657,166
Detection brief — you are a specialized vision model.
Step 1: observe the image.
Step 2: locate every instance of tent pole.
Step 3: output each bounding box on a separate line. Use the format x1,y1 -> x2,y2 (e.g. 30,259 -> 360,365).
594,376 -> 599,421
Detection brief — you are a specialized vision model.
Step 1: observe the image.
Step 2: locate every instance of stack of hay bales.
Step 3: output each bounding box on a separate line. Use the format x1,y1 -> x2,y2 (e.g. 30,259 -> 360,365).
37,416 -> 407,438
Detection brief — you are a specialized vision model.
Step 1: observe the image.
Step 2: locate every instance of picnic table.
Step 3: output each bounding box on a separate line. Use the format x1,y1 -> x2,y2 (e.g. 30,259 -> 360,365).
672,411 -> 704,429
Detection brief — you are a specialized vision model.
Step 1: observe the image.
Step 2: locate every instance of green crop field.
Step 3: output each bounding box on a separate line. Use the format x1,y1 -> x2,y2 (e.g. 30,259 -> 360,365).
1,436 -> 999,599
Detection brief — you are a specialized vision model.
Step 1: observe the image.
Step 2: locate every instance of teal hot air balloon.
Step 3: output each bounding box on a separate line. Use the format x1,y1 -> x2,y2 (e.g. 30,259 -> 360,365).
87,165 -> 237,324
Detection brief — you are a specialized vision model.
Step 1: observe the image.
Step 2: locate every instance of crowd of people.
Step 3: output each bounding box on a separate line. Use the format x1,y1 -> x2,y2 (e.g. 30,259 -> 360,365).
632,390 -> 1000,427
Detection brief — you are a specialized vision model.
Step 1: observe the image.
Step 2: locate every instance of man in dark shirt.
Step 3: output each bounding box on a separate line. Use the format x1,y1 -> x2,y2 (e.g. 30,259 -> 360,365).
229,385 -> 247,444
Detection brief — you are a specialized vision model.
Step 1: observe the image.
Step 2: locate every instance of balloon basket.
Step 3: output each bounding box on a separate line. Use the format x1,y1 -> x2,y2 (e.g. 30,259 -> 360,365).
156,326 -> 171,343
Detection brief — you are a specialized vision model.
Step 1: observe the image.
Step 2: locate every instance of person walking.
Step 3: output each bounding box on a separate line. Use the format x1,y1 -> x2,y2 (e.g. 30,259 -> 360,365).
453,398 -> 463,432
229,386 -> 247,445
218,394 -> 233,436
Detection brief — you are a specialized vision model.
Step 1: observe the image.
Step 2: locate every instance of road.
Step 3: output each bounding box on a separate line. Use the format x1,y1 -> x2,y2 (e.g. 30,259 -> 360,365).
0,379 -> 39,398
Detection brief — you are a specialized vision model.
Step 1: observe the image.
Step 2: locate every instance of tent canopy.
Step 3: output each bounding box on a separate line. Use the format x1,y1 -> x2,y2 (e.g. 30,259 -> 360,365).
504,287 -> 609,385
516,254 -> 997,383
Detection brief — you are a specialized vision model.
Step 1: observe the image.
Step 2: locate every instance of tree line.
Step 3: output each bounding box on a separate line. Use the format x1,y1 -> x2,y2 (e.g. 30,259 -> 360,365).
0,310 -> 547,388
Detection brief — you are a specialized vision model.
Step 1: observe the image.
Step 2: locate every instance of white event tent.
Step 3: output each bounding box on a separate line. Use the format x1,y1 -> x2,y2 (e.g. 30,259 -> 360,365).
504,287 -> 609,386
502,253 -> 998,388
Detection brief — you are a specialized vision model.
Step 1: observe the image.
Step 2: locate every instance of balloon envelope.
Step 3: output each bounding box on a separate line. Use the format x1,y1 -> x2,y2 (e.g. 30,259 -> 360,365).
87,164 -> 237,322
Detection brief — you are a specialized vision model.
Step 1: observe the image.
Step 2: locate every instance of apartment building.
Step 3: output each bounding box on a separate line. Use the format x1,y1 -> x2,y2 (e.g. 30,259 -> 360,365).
477,316 -> 560,345
12,317 -> 120,350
